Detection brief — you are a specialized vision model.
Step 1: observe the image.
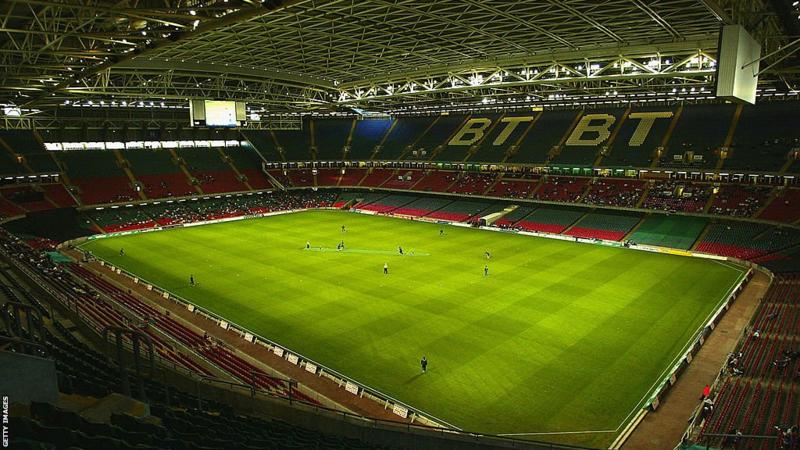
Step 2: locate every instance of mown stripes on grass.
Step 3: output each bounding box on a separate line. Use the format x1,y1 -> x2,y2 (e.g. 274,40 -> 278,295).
81,210 -> 743,448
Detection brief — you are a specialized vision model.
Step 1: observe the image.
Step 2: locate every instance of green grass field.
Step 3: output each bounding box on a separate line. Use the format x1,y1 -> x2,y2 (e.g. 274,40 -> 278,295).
80,210 -> 744,447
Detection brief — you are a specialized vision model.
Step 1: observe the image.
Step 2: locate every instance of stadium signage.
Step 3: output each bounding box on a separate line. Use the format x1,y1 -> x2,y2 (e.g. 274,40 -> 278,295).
344,381 -> 360,395
287,354 -> 299,365
304,362 -> 317,374
273,346 -> 284,357
447,111 -> 673,148
392,404 -> 409,419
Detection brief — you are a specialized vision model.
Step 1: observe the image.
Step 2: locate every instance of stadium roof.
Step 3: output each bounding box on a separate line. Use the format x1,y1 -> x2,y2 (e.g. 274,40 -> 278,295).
0,0 -> 798,126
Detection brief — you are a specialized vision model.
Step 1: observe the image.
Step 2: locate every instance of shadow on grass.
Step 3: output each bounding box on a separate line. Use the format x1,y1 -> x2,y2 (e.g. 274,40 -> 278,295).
402,373 -> 426,385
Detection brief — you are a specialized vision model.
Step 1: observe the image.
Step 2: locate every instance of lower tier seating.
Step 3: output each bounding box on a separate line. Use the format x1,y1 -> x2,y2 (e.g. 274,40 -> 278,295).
627,215 -> 708,250
514,206 -> 585,234
564,211 -> 641,241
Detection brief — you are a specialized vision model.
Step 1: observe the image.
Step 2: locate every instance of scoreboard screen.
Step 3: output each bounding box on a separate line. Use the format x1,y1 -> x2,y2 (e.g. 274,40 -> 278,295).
190,100 -> 246,127
205,100 -> 237,127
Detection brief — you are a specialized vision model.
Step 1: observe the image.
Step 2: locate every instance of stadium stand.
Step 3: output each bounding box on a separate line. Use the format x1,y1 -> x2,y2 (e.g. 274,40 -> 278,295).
56,151 -> 137,204
314,118 -> 353,160
411,115 -> 466,161
272,128 -> 311,161
511,110 -> 577,164
434,114 -> 502,162
336,168 -> 367,187
627,215 -> 708,250
125,150 -> 195,199
709,184 -> 772,217
513,206 -> 585,234
1,185 -> 55,212
602,106 -> 674,167
177,147 -> 249,194
84,191 -> 337,233
552,109 -> 623,166
348,119 -> 394,160
485,175 -> 541,199
699,277 -> 799,449
405,170 -> 456,192
641,180 -> 712,213
533,176 -> 589,202
0,130 -> 42,155
356,194 -> 416,213
564,210 -> 642,241
425,199 -> 498,222
378,117 -> 432,160
469,114 -> 531,163
696,221 -> 800,260
725,101 -> 800,171
381,169 -> 425,190
447,172 -> 496,195
490,205 -> 537,229
358,168 -> 394,188
392,196 -> 453,218
661,103 -> 735,168
287,169 -> 314,187
241,130 -> 284,162
223,146 -> 272,190
582,178 -> 646,208
758,188 -> 800,223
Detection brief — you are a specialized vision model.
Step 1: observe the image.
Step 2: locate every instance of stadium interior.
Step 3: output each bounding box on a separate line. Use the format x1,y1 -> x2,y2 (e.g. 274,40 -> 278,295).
1,0 -> 800,449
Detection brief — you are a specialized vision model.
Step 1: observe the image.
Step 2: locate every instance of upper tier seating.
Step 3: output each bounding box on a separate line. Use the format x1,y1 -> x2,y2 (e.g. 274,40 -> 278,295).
26,153 -> 60,173
627,215 -> 708,250
582,178 -> 646,208
434,114 -> 502,162
272,127 -> 311,161
348,119 -> 393,160
603,106 -> 675,167
709,185 -> 772,217
241,130 -> 284,161
469,114 -> 531,163
660,104 -> 735,168
725,101 -> 800,171
642,180 -> 712,213
564,211 -> 641,241
533,176 -> 588,202
377,117 -> 431,160
314,118 -> 352,160
0,130 -> 41,154
512,110 -> 577,164
758,188 -> 800,223
552,109 -> 623,166
409,116 -> 466,161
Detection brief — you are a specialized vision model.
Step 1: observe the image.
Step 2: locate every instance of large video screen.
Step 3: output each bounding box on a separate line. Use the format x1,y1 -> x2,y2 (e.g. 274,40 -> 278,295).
204,100 -> 238,127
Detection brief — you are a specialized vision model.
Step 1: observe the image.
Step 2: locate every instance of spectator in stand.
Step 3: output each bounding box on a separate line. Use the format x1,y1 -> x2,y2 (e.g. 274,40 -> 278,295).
700,384 -> 710,401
